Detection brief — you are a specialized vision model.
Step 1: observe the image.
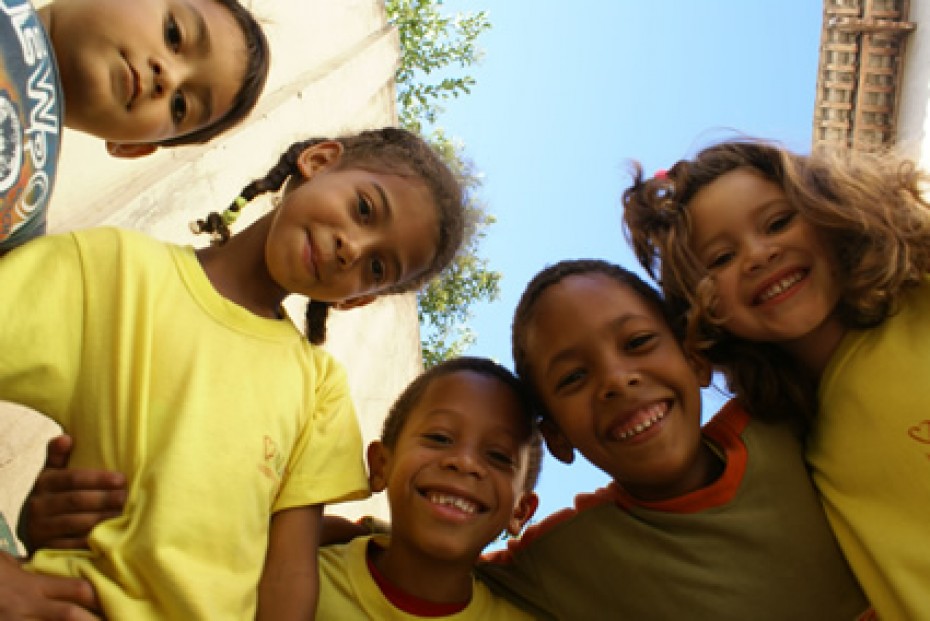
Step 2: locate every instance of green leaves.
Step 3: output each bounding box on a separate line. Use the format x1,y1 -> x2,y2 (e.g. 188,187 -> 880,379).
386,0 -> 497,368
386,0 -> 490,133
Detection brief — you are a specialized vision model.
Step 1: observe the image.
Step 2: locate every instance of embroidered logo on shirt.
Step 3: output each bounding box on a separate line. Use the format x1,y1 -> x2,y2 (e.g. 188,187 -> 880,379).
258,435 -> 283,478
907,420 -> 930,462
258,435 -> 285,499
907,420 -> 930,445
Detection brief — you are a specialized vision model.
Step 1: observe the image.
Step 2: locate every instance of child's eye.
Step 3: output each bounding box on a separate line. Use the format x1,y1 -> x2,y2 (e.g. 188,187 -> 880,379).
706,250 -> 733,270
170,91 -> 187,124
165,14 -> 182,52
423,432 -> 452,445
555,369 -> 585,391
487,450 -> 515,468
626,332 -> 657,351
357,196 -> 373,221
767,212 -> 795,234
369,257 -> 385,283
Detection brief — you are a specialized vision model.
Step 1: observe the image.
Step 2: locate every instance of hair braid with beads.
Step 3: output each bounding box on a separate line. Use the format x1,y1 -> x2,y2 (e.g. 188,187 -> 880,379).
191,127 -> 466,346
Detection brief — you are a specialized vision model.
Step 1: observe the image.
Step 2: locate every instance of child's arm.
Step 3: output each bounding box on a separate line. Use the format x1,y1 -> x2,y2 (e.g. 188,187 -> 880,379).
319,515 -> 391,546
256,504 -> 324,621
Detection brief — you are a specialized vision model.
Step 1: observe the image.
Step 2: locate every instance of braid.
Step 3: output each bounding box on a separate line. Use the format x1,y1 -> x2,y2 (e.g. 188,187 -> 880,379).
190,138 -> 327,244
305,300 -> 330,345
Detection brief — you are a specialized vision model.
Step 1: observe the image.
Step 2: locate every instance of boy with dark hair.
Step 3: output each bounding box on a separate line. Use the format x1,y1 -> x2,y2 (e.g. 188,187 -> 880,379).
479,259 -> 871,620
318,356 -> 542,619
0,0 -> 270,250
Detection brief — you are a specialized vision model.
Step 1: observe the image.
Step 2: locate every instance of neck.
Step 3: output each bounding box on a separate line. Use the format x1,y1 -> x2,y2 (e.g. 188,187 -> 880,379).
626,439 -> 725,502
780,312 -> 847,380
372,538 -> 474,605
195,214 -> 288,319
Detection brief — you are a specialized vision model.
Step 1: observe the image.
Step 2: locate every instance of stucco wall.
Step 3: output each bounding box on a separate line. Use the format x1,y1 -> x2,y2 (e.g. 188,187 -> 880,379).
0,0 -> 420,551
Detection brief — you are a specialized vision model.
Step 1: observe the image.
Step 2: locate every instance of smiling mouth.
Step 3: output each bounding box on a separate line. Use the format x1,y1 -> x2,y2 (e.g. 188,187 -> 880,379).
420,489 -> 486,516
754,269 -> 807,305
122,55 -> 141,109
303,233 -> 322,280
608,401 -> 669,441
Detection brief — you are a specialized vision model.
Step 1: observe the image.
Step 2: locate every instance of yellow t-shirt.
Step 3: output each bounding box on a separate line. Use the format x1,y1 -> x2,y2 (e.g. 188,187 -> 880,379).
810,276 -> 930,620
319,536 -> 535,620
0,229 -> 369,620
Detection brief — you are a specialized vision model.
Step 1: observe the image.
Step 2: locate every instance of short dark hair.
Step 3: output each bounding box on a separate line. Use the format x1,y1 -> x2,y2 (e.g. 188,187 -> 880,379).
380,357 -> 543,492
159,0 -> 270,147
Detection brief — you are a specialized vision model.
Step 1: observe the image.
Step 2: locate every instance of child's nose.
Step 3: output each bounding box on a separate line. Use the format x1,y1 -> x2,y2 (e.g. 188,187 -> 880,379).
745,238 -> 781,272
335,233 -> 361,269
598,367 -> 642,401
441,447 -> 486,478
149,58 -> 181,98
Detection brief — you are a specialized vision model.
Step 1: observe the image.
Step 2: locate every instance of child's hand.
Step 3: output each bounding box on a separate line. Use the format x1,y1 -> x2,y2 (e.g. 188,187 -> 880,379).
319,515 -> 392,546
19,435 -> 127,554
0,551 -> 101,620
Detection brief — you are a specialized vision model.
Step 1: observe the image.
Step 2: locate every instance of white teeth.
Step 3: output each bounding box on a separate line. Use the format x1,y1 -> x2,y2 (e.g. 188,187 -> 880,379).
758,272 -> 803,302
616,403 -> 667,440
428,492 -> 478,514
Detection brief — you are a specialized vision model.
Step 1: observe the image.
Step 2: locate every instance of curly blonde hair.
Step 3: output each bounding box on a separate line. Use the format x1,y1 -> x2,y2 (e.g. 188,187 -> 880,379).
622,139 -> 930,420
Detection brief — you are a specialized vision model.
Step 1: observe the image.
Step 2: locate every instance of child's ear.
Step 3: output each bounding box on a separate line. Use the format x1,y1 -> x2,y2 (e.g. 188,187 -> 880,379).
332,294 -> 376,311
539,418 -> 575,465
506,491 -> 539,537
366,441 -> 390,493
296,141 -> 344,178
686,350 -> 713,388
106,142 -> 158,159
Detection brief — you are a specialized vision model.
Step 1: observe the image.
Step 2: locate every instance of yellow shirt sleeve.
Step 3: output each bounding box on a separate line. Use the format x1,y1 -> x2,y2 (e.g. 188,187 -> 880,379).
0,233 -> 84,423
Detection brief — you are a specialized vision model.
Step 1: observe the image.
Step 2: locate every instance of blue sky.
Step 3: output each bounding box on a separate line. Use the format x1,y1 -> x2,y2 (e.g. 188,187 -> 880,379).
431,1 -> 823,528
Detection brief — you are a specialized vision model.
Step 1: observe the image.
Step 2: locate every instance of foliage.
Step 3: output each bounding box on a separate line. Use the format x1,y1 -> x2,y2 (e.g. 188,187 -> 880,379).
385,0 -> 500,368
386,0 -> 490,134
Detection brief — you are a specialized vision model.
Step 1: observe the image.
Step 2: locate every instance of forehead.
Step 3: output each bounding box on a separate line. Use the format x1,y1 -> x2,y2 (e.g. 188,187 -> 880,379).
405,371 -> 529,438
526,275 -> 667,359
689,168 -> 786,221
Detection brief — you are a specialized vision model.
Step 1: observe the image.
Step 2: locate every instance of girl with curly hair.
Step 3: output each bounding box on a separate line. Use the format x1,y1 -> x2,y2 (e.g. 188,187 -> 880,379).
622,139 -> 930,620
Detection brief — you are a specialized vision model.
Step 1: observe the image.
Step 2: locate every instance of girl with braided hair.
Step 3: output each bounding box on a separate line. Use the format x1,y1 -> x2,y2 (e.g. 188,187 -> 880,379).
622,138 -> 930,619
191,126 -> 465,345
0,126 -> 466,620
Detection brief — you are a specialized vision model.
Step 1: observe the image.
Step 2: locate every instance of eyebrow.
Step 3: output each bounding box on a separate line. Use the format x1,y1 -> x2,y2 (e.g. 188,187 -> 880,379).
373,182 -> 403,283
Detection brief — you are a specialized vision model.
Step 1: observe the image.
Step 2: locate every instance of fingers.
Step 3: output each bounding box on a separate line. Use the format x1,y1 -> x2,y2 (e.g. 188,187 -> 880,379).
32,467 -> 127,496
23,483 -> 126,553
43,435 -> 75,470
20,436 -> 127,554
0,552 -> 101,621
35,573 -> 101,614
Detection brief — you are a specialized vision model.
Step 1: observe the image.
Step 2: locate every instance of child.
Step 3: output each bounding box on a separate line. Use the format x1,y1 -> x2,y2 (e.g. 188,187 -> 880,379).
0,0 -> 269,250
479,259 -> 870,620
622,140 -> 930,619
318,356 -> 541,619
0,126 -> 465,620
